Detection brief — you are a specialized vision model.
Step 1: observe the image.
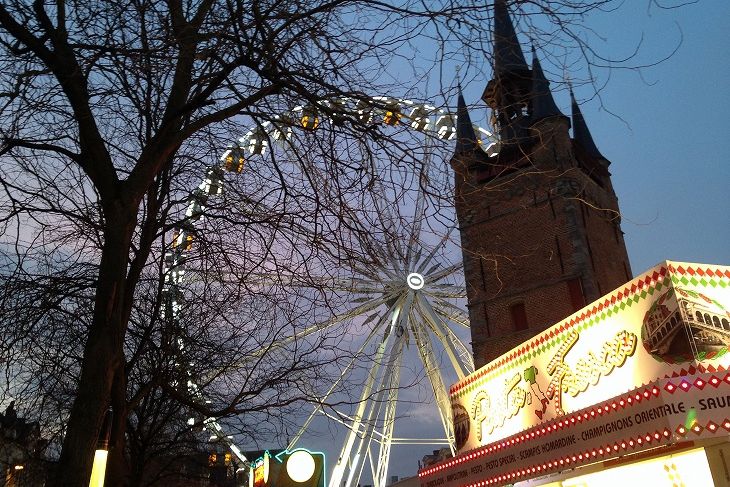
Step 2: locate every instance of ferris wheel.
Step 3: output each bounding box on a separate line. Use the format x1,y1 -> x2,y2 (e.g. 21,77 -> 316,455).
161,94 -> 498,485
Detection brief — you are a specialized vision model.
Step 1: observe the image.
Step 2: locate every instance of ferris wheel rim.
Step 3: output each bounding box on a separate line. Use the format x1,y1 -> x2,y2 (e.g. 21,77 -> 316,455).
164,91 -> 480,474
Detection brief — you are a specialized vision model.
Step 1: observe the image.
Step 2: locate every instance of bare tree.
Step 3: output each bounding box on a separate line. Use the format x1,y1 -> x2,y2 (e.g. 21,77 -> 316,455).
0,0 -> 685,486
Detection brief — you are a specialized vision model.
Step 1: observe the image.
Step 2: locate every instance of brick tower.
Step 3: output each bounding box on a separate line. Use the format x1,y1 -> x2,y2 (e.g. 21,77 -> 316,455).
452,0 -> 632,369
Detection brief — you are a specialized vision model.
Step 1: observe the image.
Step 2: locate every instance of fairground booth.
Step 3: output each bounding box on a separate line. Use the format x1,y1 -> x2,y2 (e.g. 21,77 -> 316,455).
419,261 -> 730,487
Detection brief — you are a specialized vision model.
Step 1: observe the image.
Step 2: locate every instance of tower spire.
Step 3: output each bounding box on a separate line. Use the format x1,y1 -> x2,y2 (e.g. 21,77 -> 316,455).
483,0 -> 532,144
455,88 -> 479,154
570,88 -> 607,164
493,0 -> 528,75
530,46 -> 565,124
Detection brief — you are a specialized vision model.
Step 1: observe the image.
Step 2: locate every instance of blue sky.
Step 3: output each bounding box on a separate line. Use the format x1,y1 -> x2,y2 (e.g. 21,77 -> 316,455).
293,1 -> 730,482
584,1 -> 730,272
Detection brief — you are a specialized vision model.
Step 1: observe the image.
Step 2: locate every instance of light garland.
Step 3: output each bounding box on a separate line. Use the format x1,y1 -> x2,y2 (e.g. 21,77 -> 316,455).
420,372 -> 730,487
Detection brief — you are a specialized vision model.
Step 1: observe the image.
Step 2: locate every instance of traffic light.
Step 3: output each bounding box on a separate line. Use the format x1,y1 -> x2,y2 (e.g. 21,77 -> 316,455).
249,449 -> 326,487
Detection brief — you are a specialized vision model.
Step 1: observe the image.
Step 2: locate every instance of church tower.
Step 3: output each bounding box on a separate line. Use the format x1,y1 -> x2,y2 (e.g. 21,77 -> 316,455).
451,0 -> 632,369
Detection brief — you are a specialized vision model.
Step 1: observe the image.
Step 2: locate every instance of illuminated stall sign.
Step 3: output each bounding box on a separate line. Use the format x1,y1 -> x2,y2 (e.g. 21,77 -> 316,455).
251,452 -> 269,487
448,261 -> 730,453
421,371 -> 730,487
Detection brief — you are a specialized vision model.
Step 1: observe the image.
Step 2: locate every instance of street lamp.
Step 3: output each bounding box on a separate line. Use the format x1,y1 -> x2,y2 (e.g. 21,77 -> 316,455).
88,407 -> 113,487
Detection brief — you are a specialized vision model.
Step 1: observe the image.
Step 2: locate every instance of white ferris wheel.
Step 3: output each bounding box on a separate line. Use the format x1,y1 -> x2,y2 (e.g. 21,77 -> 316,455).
162,95 -> 498,487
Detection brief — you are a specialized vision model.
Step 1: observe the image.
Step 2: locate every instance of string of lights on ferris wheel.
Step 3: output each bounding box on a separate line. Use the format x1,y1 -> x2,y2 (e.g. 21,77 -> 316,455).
161,95 -> 498,472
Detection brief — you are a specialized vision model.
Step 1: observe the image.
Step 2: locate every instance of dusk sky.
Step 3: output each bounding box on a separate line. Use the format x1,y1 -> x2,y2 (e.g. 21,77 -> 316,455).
554,1 -> 729,274
296,1 -> 729,482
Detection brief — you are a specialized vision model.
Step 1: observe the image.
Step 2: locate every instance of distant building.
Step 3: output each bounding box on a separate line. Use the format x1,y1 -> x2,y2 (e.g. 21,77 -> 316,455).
450,0 -> 631,369
134,445 -> 246,486
0,402 -> 46,486
420,447 -> 451,468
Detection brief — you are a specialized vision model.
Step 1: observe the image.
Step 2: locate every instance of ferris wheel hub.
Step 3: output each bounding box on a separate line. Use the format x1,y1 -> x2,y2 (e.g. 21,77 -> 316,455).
406,272 -> 425,290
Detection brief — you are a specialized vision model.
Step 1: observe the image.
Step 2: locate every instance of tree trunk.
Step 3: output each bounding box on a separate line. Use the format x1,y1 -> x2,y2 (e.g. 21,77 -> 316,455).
53,202 -> 137,487
106,366 -> 130,487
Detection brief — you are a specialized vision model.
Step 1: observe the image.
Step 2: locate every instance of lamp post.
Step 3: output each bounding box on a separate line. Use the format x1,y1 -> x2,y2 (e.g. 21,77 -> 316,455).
88,407 -> 113,487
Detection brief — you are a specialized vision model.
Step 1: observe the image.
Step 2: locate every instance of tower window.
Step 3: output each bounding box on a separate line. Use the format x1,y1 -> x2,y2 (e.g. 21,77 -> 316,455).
567,278 -> 585,311
510,302 -> 528,331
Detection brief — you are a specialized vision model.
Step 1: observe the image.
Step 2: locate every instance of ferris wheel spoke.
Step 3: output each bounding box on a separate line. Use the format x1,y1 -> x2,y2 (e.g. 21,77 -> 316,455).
397,290 -> 416,331
416,294 -> 470,379
427,288 -> 467,299
405,139 -> 431,268
262,295 -> 392,351
362,149 -> 403,263
425,263 -> 463,284
319,409 -> 387,445
415,226 -> 455,275
442,324 -> 475,374
432,298 -> 471,327
345,332 -> 406,487
243,272 -> 386,294
329,295 -> 404,487
408,316 -> 456,455
222,294 -> 396,376
377,236 -> 405,278
374,343 -> 403,487
287,314 -> 387,450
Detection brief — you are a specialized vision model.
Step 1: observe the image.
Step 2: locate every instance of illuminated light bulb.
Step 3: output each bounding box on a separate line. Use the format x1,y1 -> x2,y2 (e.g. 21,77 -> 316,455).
286,450 -> 316,483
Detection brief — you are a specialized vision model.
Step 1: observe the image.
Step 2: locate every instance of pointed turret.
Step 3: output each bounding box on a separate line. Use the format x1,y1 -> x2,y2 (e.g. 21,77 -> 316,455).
455,90 -> 479,154
530,47 -> 566,124
493,0 -> 529,75
483,0 -> 532,144
570,88 -> 608,165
